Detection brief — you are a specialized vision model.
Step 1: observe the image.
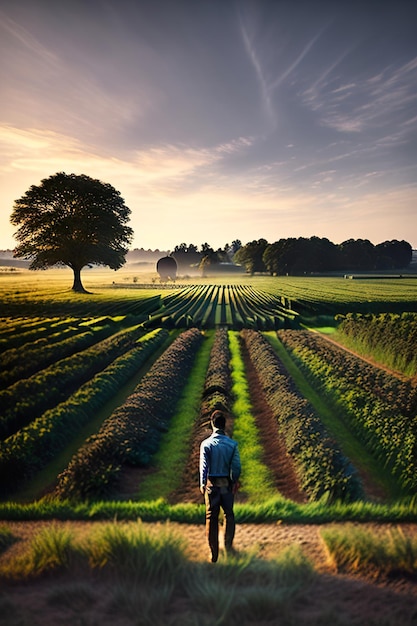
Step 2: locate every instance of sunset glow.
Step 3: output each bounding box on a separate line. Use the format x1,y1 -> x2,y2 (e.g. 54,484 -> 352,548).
1,0 -> 416,251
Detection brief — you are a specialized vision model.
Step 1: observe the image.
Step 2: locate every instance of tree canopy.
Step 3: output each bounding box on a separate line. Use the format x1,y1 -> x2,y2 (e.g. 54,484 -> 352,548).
234,237 -> 413,275
10,172 -> 133,292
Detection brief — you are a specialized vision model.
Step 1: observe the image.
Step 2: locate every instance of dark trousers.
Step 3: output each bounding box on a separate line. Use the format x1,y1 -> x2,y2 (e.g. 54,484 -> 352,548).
204,482 -> 235,561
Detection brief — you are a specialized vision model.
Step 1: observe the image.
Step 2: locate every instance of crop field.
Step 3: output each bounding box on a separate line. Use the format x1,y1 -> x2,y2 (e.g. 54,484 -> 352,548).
1,270 -> 417,624
0,269 -> 416,521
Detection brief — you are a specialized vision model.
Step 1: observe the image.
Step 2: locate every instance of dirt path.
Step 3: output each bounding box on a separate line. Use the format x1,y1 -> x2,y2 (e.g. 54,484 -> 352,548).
1,520 -> 416,625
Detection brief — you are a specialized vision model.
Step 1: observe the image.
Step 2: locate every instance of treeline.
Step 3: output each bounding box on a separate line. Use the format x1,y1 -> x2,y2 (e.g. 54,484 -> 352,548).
234,237 -> 413,275
149,237 -> 413,276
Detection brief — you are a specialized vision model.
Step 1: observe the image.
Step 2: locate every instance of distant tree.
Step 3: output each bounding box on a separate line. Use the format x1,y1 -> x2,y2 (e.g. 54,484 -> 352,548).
234,239 -> 268,274
375,240 -> 412,269
172,243 -> 201,269
199,248 -> 221,276
200,242 -> 214,255
339,239 -> 375,270
230,239 -> 242,255
10,172 -> 133,292
199,254 -> 212,277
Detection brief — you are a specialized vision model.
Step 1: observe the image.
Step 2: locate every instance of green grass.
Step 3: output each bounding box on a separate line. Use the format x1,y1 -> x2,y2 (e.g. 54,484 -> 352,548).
229,331 -> 277,502
86,520 -> 187,583
2,270 -> 417,318
0,494 -> 416,524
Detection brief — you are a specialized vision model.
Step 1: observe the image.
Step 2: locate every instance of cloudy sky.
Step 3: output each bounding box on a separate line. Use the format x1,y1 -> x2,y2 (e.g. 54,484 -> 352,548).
1,0 -> 416,252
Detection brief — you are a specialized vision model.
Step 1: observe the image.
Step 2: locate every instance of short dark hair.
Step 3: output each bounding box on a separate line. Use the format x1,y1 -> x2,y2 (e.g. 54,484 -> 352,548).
211,410 -> 226,430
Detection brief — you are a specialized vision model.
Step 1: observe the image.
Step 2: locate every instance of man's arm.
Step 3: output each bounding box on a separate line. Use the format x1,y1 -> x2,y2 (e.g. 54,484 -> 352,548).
199,442 -> 210,494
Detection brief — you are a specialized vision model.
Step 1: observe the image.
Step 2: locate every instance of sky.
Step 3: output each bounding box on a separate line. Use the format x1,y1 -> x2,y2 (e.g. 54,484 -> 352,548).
1,0 -> 417,252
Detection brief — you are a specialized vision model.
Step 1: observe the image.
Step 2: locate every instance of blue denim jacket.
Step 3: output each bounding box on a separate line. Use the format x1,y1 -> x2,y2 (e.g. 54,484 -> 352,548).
200,429 -> 241,488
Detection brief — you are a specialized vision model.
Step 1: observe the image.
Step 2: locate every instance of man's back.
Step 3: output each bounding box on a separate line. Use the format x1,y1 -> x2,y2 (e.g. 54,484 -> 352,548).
200,430 -> 241,485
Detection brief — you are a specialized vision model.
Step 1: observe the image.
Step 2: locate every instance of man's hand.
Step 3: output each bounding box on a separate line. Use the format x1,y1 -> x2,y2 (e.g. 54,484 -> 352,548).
232,480 -> 241,495
200,485 -> 205,495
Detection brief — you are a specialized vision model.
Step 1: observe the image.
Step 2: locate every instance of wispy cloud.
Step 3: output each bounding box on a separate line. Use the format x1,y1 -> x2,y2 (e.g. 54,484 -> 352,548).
238,12 -> 275,127
301,55 -> 417,137
0,12 -> 59,66
269,28 -> 328,90
238,6 -> 328,130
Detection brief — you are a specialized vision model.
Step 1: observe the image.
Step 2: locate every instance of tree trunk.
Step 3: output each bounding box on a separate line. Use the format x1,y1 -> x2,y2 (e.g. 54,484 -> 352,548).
71,267 -> 88,293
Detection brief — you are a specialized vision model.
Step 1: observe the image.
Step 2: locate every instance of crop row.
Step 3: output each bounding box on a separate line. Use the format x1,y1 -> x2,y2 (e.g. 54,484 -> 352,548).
0,324 -> 117,388
278,330 -> 417,490
0,316 -> 69,345
0,323 -> 147,440
1,319 -> 412,505
200,327 -> 233,419
145,284 -> 298,330
241,330 -> 363,502
0,329 -> 169,495
262,277 -> 417,317
51,325 -> 364,503
175,328 -> 233,490
54,328 -> 204,500
0,291 -> 162,318
335,312 -> 417,376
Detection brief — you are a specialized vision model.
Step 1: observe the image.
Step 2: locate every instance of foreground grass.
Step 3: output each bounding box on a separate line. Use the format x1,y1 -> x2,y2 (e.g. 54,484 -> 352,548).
321,523 -> 417,577
0,520 -> 315,625
0,520 -> 416,625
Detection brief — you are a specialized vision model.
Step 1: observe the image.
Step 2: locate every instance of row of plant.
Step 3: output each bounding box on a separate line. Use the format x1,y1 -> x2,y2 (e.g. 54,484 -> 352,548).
241,330 -> 363,503
0,323 -> 146,440
166,328 -> 234,500
0,324 -> 117,388
278,330 -> 417,491
0,289 -> 163,318
136,331 -> 217,502
0,329 -> 170,496
0,315 -> 68,345
252,276 -> 417,319
200,327 -> 233,418
145,284 -> 298,330
54,328 -> 204,500
335,312 -> 417,377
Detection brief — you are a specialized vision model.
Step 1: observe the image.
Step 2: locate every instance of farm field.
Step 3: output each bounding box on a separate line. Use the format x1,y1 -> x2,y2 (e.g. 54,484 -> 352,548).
0,269 -> 416,623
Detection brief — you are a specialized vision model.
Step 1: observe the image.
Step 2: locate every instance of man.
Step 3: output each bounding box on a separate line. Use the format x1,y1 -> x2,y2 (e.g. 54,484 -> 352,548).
199,409 -> 241,563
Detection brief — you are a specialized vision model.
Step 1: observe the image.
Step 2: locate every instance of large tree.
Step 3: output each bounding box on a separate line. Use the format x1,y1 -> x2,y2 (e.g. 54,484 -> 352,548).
10,172 -> 133,292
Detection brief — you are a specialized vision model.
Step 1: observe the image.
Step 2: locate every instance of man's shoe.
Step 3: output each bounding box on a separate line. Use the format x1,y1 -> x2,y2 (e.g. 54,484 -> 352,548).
208,550 -> 218,563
